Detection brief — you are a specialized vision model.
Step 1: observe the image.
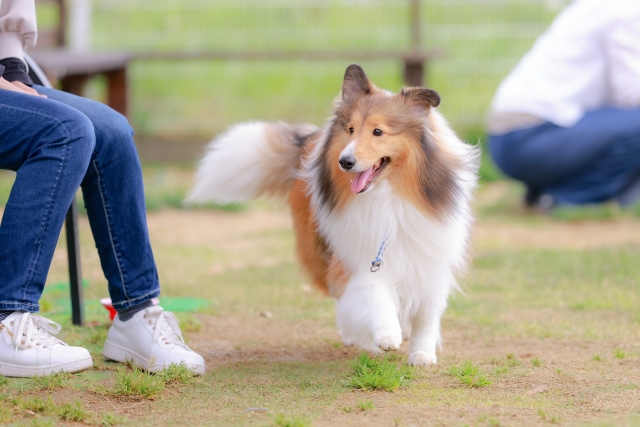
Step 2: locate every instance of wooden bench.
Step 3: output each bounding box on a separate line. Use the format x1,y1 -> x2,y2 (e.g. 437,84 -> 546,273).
31,0 -> 131,117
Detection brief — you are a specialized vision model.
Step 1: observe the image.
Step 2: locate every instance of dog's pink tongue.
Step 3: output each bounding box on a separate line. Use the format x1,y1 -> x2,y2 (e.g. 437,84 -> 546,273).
351,166 -> 375,193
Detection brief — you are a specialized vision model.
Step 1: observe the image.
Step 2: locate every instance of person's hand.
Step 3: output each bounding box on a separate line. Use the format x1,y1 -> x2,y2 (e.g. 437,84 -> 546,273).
0,78 -> 47,98
11,81 -> 46,98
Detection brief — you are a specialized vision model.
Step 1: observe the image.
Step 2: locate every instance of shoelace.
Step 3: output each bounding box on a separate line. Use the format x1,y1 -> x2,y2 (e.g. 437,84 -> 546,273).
12,312 -> 64,354
147,310 -> 188,349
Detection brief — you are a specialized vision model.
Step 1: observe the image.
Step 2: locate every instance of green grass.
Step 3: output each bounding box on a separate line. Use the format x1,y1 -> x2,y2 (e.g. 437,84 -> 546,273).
551,204 -> 621,221
9,396 -> 94,424
344,353 -> 415,392
107,363 -> 197,399
343,399 -> 375,413
272,413 -> 311,427
356,400 -> 375,411
447,361 -> 492,388
110,365 -> 166,399
155,363 -> 198,384
505,353 -> 521,367
1,177 -> 639,426
0,406 -> 13,423
31,371 -> 72,390
13,396 -> 57,414
614,348 -> 626,359
101,412 -> 126,427
58,400 -> 92,422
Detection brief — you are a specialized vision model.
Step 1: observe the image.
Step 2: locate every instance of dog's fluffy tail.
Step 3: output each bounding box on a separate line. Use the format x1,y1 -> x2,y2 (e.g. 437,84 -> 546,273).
186,121 -> 319,204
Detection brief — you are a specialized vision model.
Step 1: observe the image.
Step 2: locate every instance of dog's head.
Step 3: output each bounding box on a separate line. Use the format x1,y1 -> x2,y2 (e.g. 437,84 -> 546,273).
316,64 -> 458,216
334,64 -> 440,195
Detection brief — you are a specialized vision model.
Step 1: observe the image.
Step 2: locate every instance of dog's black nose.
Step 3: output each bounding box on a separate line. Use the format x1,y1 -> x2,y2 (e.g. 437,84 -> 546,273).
339,156 -> 356,171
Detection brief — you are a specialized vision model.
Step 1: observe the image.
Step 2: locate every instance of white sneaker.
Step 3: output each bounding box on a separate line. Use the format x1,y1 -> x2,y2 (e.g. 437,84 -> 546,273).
102,306 -> 205,375
0,311 -> 93,377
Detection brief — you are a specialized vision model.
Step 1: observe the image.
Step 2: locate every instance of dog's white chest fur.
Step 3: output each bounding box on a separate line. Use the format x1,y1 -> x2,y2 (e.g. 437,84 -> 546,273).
313,179 -> 470,363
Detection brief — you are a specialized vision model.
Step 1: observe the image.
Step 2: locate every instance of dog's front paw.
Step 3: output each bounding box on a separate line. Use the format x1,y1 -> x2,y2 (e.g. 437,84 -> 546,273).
339,331 -> 354,347
374,330 -> 402,351
407,351 -> 437,366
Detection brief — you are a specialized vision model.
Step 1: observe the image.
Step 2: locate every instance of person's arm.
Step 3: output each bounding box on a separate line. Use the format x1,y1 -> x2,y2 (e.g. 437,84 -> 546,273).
0,0 -> 37,86
607,16 -> 640,108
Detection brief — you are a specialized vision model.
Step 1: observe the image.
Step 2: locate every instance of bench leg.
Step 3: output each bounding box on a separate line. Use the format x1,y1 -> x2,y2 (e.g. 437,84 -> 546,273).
66,195 -> 84,326
403,59 -> 425,87
61,74 -> 89,98
106,68 -> 128,118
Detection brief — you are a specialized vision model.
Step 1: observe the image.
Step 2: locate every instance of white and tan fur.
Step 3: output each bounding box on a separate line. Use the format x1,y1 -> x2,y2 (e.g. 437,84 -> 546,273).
188,65 -> 479,366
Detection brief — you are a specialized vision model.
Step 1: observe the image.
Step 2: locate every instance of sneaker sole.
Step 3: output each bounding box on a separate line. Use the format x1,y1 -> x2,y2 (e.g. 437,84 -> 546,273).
102,340 -> 205,375
0,357 -> 93,378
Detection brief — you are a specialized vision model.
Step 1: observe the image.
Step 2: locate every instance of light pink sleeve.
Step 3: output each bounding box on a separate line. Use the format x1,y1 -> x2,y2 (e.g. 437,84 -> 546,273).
0,0 -> 38,61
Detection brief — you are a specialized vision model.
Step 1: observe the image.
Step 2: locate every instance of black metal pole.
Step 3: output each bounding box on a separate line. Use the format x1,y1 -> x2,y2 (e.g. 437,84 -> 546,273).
66,195 -> 84,326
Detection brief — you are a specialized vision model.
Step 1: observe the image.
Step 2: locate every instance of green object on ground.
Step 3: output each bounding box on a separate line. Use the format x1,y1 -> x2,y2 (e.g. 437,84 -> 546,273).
40,280 -> 209,316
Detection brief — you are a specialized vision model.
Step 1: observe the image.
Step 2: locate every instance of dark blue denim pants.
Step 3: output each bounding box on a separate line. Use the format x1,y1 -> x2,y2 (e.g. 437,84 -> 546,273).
489,108 -> 640,205
0,86 -> 160,312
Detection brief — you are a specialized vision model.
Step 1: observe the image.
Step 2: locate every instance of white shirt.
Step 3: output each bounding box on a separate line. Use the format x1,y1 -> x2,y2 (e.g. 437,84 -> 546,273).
490,0 -> 640,128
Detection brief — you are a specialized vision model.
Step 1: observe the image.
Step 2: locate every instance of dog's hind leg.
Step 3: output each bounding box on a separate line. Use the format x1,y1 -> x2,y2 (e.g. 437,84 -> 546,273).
336,279 -> 402,353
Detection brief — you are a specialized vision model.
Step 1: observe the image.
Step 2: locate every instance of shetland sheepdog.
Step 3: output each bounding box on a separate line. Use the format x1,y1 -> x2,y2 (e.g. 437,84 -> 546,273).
188,64 -> 479,366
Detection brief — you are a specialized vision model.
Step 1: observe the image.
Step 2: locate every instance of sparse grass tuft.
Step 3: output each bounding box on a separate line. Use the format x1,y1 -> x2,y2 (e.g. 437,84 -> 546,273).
272,413 -> 311,427
13,396 -> 56,414
532,357 -> 542,367
344,353 -> 415,392
592,354 -> 603,361
31,370 -> 71,390
614,348 -> 626,359
0,406 -> 13,423
101,412 -> 125,427
357,400 -> 375,411
538,407 -> 560,424
58,400 -> 91,422
156,363 -> 198,384
86,326 -> 110,345
0,374 -> 8,387
111,366 -> 165,399
537,408 -> 547,419
30,419 -> 57,427
448,361 -> 491,388
179,316 -> 202,332
505,353 -> 521,367
493,366 -> 508,375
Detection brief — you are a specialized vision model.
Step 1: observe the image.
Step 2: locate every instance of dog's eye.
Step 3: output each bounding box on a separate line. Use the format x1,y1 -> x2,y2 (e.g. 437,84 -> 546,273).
373,129 -> 383,136
348,127 -> 354,135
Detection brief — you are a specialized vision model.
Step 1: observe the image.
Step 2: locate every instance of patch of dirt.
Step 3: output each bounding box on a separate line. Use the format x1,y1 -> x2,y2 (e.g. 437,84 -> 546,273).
189,315 -> 361,367
184,313 -> 640,426
146,208 -> 292,248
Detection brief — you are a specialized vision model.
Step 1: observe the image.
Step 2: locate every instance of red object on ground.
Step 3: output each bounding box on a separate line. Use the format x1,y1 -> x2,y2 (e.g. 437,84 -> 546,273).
100,298 -> 159,321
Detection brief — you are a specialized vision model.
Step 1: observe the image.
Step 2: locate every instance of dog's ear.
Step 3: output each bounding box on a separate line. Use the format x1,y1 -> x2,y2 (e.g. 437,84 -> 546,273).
401,87 -> 441,111
342,64 -> 374,103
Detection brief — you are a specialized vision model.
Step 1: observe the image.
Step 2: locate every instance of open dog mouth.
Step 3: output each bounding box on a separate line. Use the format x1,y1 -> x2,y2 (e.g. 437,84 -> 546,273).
350,157 -> 390,194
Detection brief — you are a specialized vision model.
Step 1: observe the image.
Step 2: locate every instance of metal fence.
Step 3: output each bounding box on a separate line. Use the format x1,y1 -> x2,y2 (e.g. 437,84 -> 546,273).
84,0 -> 567,139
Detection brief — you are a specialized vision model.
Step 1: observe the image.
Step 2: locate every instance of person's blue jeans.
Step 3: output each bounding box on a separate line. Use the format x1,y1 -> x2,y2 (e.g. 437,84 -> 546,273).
0,86 -> 160,312
489,108 -> 640,205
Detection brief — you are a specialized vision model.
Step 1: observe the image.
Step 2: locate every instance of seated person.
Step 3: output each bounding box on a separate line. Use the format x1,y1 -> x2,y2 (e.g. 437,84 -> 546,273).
0,0 -> 204,376
487,0 -> 640,209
